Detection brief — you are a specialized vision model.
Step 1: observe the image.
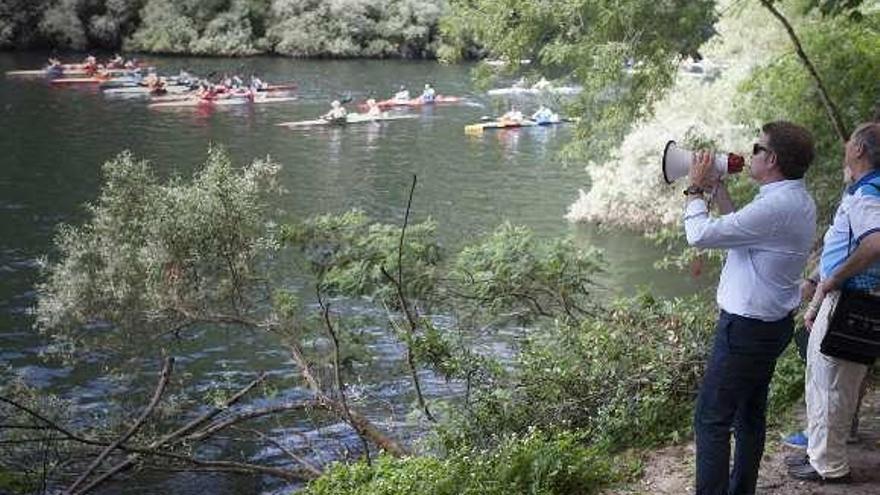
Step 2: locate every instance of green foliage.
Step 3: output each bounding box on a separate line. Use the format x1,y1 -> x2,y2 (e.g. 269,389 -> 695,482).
737,11 -> 880,226
189,1 -> 260,56
303,430 -> 633,495
126,0 -> 200,54
266,0 -> 447,58
450,222 -> 603,324
39,0 -> 88,49
442,0 -> 718,154
35,147 -> 281,352
282,209 -> 442,304
434,292 -> 717,451
1,0 -> 453,57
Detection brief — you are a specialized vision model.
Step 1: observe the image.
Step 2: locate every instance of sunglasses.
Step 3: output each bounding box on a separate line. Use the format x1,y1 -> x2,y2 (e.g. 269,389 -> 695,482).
752,143 -> 772,156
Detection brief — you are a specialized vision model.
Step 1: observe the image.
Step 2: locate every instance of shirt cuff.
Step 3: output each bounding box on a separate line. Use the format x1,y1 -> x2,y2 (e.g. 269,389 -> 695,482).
683,198 -> 708,219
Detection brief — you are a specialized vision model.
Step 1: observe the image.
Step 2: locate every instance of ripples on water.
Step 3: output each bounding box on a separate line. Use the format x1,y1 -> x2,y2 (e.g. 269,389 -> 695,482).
0,53 -> 700,493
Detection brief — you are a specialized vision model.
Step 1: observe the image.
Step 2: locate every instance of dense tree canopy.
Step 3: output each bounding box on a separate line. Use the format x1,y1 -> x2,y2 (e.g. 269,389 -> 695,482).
0,0 -> 452,58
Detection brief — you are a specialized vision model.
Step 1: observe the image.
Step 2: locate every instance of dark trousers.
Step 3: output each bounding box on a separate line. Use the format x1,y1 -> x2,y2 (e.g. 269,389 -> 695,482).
695,310 -> 793,495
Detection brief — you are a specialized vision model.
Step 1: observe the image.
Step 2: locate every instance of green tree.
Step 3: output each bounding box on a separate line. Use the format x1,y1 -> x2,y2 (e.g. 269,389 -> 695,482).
126,0 -> 199,53
442,0 -> 718,152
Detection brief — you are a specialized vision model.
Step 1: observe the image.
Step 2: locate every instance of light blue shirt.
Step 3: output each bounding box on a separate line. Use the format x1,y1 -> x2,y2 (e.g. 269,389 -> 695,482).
820,170 -> 880,289
684,179 -> 816,321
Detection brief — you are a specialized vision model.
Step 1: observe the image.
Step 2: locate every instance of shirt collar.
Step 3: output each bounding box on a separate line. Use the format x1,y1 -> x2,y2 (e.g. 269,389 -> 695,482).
759,178 -> 804,195
847,169 -> 880,195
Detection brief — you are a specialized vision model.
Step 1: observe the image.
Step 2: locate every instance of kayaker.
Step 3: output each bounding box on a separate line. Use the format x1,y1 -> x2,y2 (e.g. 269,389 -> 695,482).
109,53 -> 124,68
421,83 -> 436,103
151,77 -> 168,95
394,85 -> 410,102
365,98 -> 382,117
250,76 -> 267,92
500,106 -> 524,124
531,106 -> 558,124
83,55 -> 98,74
45,58 -> 63,78
323,100 -> 348,123
197,83 -> 219,101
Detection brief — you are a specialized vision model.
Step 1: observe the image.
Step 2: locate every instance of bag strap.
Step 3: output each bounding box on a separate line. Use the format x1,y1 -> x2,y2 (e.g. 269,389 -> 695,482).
847,181 -> 880,255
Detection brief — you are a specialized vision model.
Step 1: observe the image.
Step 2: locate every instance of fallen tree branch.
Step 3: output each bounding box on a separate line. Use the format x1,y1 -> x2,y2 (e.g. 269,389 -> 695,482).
66,357 -> 174,494
72,372 -> 267,495
233,426 -> 323,477
187,402 -> 318,442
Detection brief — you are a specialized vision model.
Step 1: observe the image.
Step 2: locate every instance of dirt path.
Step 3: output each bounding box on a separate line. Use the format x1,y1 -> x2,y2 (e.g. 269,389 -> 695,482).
602,389 -> 880,494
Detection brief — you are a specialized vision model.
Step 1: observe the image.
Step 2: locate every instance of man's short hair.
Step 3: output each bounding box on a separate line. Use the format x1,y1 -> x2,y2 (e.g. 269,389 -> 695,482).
762,121 -> 815,179
851,122 -> 880,170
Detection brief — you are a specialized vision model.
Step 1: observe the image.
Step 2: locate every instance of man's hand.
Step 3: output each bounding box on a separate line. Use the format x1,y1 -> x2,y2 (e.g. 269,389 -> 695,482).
804,279 -> 835,331
688,150 -> 720,189
800,279 -> 817,303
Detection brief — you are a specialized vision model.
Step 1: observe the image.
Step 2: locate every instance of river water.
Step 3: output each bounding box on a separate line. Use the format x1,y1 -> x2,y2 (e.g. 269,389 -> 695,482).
0,53 -> 703,493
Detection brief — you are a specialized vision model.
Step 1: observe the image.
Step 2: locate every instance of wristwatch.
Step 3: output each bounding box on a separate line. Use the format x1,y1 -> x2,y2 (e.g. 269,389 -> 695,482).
684,185 -> 705,196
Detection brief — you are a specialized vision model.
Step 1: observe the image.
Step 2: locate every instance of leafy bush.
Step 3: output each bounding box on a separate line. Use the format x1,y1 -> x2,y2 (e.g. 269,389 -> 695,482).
303,430 -> 633,495
434,292 -> 718,452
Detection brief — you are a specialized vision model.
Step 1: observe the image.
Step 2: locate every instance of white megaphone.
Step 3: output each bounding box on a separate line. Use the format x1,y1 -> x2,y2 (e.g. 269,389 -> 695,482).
662,140 -> 745,184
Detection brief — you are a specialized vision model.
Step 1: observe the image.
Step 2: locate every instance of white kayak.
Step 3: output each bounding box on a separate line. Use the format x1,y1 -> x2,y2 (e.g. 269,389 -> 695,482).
487,85 -> 583,96
103,85 -> 191,96
277,113 -> 417,128
149,95 -> 298,108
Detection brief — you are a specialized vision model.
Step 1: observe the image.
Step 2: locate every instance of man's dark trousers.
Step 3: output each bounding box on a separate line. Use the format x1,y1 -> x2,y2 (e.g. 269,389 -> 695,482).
695,310 -> 793,495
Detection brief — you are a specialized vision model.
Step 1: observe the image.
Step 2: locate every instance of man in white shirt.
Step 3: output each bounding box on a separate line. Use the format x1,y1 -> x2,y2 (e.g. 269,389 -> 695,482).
790,122 -> 880,483
684,121 -> 817,495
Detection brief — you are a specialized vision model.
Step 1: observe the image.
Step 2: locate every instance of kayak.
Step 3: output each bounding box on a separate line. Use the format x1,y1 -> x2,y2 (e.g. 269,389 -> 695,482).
103,85 -> 192,96
487,86 -> 582,96
464,118 -> 572,134
278,113 -> 417,128
149,84 -> 296,103
50,76 -> 113,85
7,67 -> 135,78
148,95 -> 298,108
359,95 -> 463,111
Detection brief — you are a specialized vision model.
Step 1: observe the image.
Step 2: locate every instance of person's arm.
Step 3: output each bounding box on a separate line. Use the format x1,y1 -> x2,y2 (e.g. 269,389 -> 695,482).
805,233 -> 880,329
711,182 -> 735,215
684,198 -> 775,249
683,150 -> 775,249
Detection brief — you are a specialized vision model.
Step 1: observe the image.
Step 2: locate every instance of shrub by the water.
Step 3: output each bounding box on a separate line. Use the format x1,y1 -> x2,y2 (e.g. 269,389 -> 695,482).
303,430 -> 633,495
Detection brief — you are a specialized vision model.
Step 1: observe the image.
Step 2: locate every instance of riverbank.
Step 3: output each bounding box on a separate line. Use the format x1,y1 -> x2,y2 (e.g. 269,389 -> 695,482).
600,385 -> 880,494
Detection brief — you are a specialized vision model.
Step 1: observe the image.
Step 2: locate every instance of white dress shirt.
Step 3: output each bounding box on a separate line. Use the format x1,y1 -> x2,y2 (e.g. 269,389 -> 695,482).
683,179 -> 816,321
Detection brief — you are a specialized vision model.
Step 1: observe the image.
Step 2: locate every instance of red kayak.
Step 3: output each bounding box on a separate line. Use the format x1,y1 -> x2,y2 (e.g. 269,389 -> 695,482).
358,95 -> 463,111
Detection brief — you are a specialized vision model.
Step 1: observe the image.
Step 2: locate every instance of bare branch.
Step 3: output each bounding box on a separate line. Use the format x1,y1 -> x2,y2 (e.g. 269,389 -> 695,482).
759,0 -> 848,142
0,396 -> 99,448
67,356 -> 174,494
317,290 -> 371,464
232,426 -> 323,477
187,402 -> 317,442
72,372 -> 267,495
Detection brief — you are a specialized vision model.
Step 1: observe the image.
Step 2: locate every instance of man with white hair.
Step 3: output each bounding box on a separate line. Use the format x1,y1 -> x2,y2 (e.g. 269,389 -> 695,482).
790,122 -> 880,483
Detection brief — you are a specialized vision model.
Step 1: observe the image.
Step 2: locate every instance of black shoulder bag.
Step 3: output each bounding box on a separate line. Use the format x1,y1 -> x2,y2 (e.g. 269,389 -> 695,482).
820,185 -> 880,365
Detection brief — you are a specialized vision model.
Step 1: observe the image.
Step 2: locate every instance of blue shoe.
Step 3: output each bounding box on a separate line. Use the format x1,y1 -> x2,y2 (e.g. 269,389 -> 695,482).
783,431 -> 808,449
